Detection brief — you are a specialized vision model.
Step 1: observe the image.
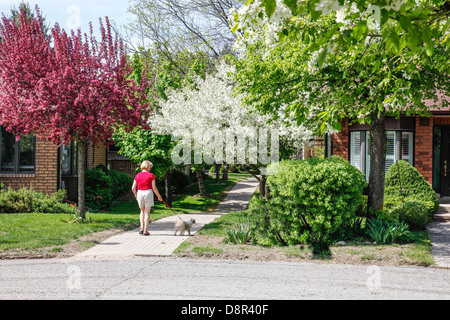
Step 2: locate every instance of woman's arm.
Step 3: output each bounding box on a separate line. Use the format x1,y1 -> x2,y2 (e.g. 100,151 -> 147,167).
131,180 -> 137,198
152,179 -> 163,201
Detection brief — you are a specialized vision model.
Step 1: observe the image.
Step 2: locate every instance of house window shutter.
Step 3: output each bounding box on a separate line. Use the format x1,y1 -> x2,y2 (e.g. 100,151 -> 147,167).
401,132 -> 413,165
385,131 -> 396,172
350,131 -> 362,171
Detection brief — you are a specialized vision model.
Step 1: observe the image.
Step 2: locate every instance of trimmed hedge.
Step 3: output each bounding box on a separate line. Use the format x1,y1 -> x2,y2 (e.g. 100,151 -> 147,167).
250,156 -> 367,247
383,161 -> 438,227
387,200 -> 431,230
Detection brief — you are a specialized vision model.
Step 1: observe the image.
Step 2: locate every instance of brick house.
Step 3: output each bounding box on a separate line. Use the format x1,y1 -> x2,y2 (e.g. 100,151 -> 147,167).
0,127 -> 107,201
326,106 -> 450,196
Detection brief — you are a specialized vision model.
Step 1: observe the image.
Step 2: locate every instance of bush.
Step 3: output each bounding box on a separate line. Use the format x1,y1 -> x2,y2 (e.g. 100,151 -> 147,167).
0,188 -> 77,214
387,200 -> 431,230
109,170 -> 134,199
384,160 -> 438,218
250,156 -> 368,247
85,168 -> 113,211
171,169 -> 191,194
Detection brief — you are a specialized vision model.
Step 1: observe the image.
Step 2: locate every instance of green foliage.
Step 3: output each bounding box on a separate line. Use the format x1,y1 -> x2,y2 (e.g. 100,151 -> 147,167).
384,160 -> 439,217
224,217 -> 252,245
171,169 -> 191,194
250,156 -> 367,247
85,168 -> 114,211
0,188 -> 77,214
365,217 -> 412,244
113,127 -> 175,179
387,201 -> 431,230
108,169 -> 134,199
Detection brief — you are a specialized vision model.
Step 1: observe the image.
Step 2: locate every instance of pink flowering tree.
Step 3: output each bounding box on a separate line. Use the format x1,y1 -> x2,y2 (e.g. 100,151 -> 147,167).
0,6 -> 151,219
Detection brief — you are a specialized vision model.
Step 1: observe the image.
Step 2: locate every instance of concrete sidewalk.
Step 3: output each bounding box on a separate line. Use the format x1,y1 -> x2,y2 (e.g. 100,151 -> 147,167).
77,177 -> 259,258
428,204 -> 450,269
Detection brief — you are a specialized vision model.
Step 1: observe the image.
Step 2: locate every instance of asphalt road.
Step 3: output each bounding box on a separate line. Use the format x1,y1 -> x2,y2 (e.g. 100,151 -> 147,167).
0,256 -> 449,303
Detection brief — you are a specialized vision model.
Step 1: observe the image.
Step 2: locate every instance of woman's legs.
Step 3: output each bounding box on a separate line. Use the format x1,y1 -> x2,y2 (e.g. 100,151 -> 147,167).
139,209 -> 145,232
143,207 -> 151,235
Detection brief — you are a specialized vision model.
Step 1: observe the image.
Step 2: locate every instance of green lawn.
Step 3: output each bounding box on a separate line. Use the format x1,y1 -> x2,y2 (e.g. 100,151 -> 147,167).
0,173 -> 251,252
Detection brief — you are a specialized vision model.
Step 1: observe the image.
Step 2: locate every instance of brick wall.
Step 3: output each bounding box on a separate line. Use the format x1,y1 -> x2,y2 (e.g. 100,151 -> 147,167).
0,138 -> 58,194
87,142 -> 107,169
414,117 -> 434,185
332,119 -> 349,160
0,139 -> 108,197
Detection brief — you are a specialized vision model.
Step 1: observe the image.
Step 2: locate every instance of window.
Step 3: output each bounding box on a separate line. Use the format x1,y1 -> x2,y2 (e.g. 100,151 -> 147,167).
350,130 -> 414,179
61,141 -> 78,176
350,131 -> 362,170
0,127 -> 35,174
401,132 -> 414,164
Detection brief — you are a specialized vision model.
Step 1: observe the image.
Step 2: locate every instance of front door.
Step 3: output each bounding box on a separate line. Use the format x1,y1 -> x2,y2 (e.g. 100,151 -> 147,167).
441,127 -> 450,196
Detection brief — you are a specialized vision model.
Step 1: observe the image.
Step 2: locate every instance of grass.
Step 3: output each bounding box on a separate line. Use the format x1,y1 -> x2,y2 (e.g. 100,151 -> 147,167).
0,173 -> 251,253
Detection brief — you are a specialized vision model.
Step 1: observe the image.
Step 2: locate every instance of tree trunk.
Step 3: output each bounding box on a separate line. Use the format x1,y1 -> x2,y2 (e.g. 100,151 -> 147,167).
215,164 -> 221,184
222,165 -> 228,180
164,167 -> 174,207
196,168 -> 208,196
367,111 -> 387,214
77,140 -> 87,220
259,175 -> 267,198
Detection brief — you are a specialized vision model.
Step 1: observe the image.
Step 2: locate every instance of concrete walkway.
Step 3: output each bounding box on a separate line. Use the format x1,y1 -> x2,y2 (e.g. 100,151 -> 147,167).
428,203 -> 450,268
77,177 -> 259,258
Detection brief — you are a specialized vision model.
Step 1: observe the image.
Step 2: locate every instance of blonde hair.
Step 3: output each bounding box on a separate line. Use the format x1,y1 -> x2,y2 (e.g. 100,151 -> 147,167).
140,160 -> 153,171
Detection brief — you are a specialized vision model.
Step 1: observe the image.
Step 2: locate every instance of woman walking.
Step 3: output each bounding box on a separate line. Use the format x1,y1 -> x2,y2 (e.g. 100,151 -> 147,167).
131,160 -> 163,235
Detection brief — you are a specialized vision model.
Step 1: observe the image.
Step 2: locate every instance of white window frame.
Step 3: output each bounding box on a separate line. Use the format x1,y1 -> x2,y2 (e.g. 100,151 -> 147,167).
350,130 -> 414,180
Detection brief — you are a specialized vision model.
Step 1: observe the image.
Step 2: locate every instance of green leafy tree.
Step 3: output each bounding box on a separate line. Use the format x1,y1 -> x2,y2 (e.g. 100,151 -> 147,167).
231,0 -> 450,212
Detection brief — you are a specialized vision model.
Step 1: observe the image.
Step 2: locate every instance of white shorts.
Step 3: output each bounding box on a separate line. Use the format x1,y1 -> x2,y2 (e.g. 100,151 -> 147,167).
136,189 -> 154,209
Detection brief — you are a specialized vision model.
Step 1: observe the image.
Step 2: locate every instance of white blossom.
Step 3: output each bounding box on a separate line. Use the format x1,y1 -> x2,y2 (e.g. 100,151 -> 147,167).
151,60 -> 313,164
315,0 -> 345,15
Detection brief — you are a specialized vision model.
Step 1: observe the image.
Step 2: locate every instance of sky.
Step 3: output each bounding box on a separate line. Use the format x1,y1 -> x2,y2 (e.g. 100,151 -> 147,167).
0,0 -> 134,38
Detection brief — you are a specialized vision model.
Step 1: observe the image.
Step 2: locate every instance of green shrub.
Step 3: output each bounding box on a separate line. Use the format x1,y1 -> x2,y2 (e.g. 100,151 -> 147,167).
85,168 -> 113,211
250,156 -> 368,247
387,200 -> 431,230
384,161 -> 438,217
0,188 -> 77,214
0,188 -> 33,213
109,170 -> 134,199
171,169 -> 191,194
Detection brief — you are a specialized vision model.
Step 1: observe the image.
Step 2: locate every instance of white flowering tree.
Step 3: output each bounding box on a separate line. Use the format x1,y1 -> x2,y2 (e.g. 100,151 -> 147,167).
151,60 -> 313,196
230,0 -> 449,212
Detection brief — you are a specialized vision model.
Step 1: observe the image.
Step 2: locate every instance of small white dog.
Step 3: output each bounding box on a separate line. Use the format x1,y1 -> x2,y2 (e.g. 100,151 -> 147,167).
174,218 -> 196,236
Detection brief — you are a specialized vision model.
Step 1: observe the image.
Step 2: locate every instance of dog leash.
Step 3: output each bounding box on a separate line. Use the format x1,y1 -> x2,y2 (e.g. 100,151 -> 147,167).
159,199 -> 184,221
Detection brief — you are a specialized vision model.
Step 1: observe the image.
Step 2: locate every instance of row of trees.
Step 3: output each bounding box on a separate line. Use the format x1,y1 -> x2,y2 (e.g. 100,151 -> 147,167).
0,2 -> 312,218
230,0 -> 449,212
1,0 -> 447,219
